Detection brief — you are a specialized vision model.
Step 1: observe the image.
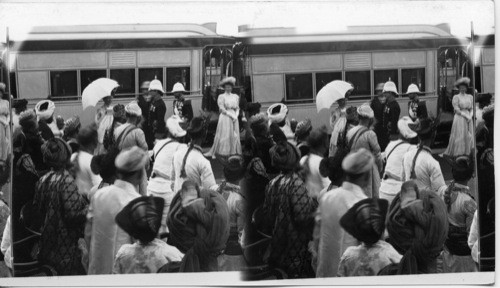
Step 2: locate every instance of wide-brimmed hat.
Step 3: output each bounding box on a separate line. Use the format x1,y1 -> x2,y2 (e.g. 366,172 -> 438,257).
220,76 -> 236,87
455,77 -> 470,88
171,83 -> 186,93
397,116 -> 417,139
115,146 -> 149,173
148,79 -> 165,94
267,103 -> 289,124
340,198 -> 389,245
166,115 -> 187,138
115,196 -> 164,243
409,117 -> 436,136
357,103 -> 374,119
35,100 -> 55,121
406,84 -> 420,95
382,81 -> 398,95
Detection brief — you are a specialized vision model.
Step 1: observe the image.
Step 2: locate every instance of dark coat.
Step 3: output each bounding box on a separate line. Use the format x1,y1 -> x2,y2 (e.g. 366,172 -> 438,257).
408,100 -> 428,121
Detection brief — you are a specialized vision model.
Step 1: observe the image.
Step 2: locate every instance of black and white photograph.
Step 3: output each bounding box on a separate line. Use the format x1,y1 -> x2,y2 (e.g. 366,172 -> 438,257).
0,0 -> 496,286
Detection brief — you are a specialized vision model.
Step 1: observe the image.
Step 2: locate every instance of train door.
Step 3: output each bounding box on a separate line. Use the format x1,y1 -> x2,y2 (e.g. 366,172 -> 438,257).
434,46 -> 472,147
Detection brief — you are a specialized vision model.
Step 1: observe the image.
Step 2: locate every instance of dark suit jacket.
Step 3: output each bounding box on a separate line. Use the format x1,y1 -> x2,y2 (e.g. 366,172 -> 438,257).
407,100 -> 428,121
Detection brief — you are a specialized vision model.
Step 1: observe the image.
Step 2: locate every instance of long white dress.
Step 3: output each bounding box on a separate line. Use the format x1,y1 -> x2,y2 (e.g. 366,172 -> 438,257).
444,93 -> 474,157
207,92 -> 242,159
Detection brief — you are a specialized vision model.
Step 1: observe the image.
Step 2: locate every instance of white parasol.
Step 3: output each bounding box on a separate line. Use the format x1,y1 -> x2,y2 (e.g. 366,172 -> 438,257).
316,80 -> 353,113
82,78 -> 119,109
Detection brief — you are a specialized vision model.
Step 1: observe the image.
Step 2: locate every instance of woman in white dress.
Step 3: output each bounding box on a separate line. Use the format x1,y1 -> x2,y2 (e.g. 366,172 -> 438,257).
444,77 -> 474,158
95,93 -> 115,155
207,77 -> 242,160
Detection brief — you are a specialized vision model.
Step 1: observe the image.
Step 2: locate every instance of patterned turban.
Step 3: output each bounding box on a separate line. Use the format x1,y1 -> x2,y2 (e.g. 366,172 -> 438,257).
42,137 -> 72,169
63,116 -> 81,137
269,141 -> 300,171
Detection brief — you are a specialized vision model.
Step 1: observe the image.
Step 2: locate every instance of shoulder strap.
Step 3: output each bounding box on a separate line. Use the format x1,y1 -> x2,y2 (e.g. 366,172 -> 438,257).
348,127 -> 368,150
116,125 -> 137,148
386,141 -> 407,161
410,146 -> 430,179
153,140 -> 175,161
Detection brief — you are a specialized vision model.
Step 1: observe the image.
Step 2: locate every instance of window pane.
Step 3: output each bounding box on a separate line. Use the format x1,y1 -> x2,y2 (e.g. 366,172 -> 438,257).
374,69 -> 398,94
50,70 -> 77,97
80,70 -> 107,93
345,71 -> 371,97
402,68 -> 425,96
139,68 -> 163,90
167,67 -> 190,94
110,69 -> 135,96
285,73 -> 313,101
9,72 -> 17,98
316,72 -> 342,94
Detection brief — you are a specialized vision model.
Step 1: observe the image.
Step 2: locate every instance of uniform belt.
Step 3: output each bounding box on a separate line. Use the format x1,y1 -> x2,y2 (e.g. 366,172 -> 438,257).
151,171 -> 170,180
383,171 -> 402,182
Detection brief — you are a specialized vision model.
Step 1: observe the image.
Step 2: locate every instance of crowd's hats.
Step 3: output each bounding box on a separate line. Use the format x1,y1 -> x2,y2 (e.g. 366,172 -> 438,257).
269,122 -> 287,144
35,100 -> 55,120
382,81 -> 398,95
267,103 -> 288,124
295,119 -> 313,140
125,101 -> 142,117
223,155 -> 246,182
397,116 -> 417,139
342,148 -> 374,175
42,137 -> 72,169
148,79 -> 165,94
115,196 -> 164,243
115,146 -> 149,172
483,104 -> 494,125
172,83 -> 186,93
357,103 -> 374,119
406,84 -> 421,94
91,149 -> 119,178
476,93 -> 492,104
220,76 -> 236,87
249,113 -> 268,132
340,198 -> 389,245
113,104 -> 126,119
18,110 -> 37,130
409,117 -> 436,136
246,102 -> 261,116
454,77 -> 470,88
12,98 -> 28,110
63,116 -> 81,137
186,116 -> 208,139
140,81 -> 151,90
269,139 -> 301,171
166,115 -> 187,138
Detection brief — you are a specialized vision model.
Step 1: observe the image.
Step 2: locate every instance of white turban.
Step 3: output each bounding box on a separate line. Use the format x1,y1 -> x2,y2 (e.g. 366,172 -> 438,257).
398,116 -> 417,139
115,146 -> 148,172
267,103 -> 288,124
125,101 -> 142,117
342,148 -> 374,175
166,115 -> 187,138
35,100 -> 55,121
357,103 -> 374,119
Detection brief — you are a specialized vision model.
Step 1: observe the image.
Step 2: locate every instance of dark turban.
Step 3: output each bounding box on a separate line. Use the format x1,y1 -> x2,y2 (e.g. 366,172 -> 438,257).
386,189 -> 448,274
340,198 -> 389,245
269,141 -> 300,172
115,196 -> 164,243
42,138 -> 72,169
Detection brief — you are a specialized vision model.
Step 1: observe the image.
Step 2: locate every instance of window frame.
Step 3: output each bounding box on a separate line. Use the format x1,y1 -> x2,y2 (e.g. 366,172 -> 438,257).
109,68 -> 137,98
284,72 -> 314,103
344,69 -> 372,100
49,69 -> 79,100
314,71 -> 343,97
80,69 -> 108,97
401,67 -> 426,97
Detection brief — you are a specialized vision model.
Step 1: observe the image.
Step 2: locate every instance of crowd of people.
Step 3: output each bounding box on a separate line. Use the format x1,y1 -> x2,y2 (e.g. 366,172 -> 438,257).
0,75 -> 494,279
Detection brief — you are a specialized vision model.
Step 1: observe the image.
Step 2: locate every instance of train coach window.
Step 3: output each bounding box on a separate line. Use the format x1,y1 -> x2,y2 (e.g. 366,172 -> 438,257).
345,71 -> 371,98
139,68 -> 164,90
285,73 -> 313,102
374,69 -> 398,93
167,67 -> 190,94
81,70 -> 107,93
402,68 -> 425,96
50,70 -> 78,97
110,69 -> 136,97
316,72 -> 342,94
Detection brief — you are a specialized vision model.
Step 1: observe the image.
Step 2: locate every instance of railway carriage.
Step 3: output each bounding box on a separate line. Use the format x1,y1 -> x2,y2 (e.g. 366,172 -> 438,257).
1,23 -> 495,147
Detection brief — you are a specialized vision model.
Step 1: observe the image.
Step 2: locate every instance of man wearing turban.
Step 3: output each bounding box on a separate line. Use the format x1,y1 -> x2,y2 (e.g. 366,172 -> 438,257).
35,100 -> 56,140
267,103 -> 296,145
316,148 -> 373,277
86,146 -> 146,274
